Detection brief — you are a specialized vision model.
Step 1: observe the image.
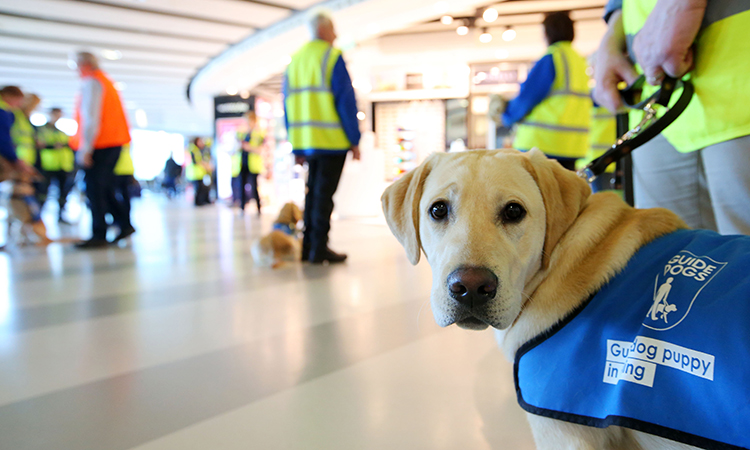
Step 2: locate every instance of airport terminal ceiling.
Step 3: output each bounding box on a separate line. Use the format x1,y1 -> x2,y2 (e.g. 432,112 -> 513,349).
0,0 -> 606,136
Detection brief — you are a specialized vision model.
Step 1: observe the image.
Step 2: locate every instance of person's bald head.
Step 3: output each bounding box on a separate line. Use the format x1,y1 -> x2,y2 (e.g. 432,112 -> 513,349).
309,10 -> 336,44
77,51 -> 100,72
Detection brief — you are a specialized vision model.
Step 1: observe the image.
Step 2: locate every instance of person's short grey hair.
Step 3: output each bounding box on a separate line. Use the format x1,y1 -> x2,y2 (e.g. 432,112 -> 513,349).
307,9 -> 333,39
77,51 -> 100,70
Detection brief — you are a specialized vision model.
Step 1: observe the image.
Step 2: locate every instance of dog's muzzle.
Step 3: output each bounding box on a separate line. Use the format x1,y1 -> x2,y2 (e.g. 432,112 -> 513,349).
447,266 -> 498,308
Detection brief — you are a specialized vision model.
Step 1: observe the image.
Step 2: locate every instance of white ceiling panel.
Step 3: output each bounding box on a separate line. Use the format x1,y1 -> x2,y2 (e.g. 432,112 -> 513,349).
0,16 -> 227,55
0,0 -> 251,42
89,0 -> 293,28
267,0 -> 323,9
0,36 -> 210,66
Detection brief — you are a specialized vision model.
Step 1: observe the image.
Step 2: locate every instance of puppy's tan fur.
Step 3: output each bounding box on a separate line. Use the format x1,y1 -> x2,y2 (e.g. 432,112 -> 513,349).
382,149 -> 696,450
251,202 -> 303,269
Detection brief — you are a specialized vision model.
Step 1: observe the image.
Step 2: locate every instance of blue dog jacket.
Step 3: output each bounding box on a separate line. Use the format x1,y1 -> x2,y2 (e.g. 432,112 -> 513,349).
515,229 -> 750,450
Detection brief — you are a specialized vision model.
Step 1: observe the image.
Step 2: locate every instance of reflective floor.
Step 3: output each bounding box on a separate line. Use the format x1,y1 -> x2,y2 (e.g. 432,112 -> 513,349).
0,194 -> 535,450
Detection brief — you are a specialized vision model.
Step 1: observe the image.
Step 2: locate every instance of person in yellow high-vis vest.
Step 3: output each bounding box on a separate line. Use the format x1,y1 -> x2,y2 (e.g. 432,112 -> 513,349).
284,10 -> 361,264
594,0 -> 750,235
186,137 -> 212,206
0,86 -> 36,180
11,94 -> 40,170
37,108 -> 76,223
499,11 -> 592,170
11,94 -> 46,207
233,111 -> 265,215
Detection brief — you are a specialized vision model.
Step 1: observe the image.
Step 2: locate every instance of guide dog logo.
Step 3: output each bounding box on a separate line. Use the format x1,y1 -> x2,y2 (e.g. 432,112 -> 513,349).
643,250 -> 726,331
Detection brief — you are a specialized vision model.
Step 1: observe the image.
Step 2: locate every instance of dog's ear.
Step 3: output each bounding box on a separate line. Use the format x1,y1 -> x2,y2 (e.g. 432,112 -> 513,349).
381,154 -> 439,265
523,148 -> 591,270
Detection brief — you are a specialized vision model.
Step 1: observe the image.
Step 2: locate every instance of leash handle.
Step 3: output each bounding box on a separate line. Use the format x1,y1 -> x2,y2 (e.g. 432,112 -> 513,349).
578,76 -> 693,182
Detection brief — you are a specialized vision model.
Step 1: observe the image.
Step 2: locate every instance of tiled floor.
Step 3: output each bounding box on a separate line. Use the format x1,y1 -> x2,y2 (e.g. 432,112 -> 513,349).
0,194 -> 536,450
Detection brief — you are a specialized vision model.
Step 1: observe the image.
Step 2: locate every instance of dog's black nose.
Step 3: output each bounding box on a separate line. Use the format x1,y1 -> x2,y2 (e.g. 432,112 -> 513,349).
447,267 -> 498,308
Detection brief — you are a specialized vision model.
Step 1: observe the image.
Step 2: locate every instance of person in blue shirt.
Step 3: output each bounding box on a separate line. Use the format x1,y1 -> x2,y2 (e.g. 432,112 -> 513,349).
497,12 -> 592,170
283,11 -> 361,264
0,86 -> 36,178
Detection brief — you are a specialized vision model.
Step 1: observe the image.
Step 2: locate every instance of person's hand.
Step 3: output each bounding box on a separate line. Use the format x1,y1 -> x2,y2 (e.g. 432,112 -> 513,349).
488,95 -> 506,123
350,145 -> 360,161
632,0 -> 706,85
592,10 -> 639,112
294,155 -> 305,165
77,150 -> 94,168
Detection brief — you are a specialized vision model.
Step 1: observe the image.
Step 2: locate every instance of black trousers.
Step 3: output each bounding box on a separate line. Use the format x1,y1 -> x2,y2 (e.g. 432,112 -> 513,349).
42,170 -> 74,214
114,175 -> 133,226
239,168 -> 261,212
193,180 -> 211,206
302,152 -> 347,254
84,146 -> 131,240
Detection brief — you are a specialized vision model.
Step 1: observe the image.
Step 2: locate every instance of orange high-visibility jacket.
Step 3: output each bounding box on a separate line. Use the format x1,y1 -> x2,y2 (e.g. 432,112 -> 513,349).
70,69 -> 131,150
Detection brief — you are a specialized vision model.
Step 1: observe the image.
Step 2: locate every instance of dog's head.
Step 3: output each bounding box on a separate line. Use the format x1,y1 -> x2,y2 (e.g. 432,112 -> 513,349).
277,202 -> 303,225
381,149 -> 590,331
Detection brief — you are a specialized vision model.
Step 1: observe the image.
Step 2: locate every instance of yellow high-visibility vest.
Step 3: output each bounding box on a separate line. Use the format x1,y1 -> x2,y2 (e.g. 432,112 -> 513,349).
513,41 -> 592,159
10,109 -> 37,165
623,1 -> 750,152
37,123 -> 75,172
185,143 -> 207,181
114,143 -> 134,176
285,39 -> 350,151
232,128 -> 266,176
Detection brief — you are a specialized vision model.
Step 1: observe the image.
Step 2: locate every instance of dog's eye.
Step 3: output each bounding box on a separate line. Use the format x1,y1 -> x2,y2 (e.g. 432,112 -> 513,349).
502,202 -> 526,223
430,201 -> 449,221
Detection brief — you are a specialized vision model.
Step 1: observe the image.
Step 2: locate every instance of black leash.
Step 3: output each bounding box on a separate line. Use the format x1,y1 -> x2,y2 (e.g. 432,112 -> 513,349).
579,76 -> 694,182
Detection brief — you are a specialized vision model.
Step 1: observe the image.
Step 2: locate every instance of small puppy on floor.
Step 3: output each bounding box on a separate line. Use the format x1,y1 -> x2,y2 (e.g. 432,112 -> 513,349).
251,202 -> 303,268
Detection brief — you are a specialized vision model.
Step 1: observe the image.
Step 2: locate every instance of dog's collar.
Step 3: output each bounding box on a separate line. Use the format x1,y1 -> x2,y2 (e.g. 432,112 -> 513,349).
272,223 -> 296,236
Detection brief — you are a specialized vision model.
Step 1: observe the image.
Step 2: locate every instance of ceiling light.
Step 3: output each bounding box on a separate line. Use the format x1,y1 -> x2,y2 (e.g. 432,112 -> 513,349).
483,8 -> 498,23
357,111 -> 366,121
240,90 -> 250,99
114,81 -> 127,91
502,27 -> 516,42
479,29 -> 492,43
282,55 -> 292,65
457,25 -> 469,36
226,86 -> 238,96
441,15 -> 453,25
30,113 -> 47,127
495,49 -> 510,59
101,49 -> 122,61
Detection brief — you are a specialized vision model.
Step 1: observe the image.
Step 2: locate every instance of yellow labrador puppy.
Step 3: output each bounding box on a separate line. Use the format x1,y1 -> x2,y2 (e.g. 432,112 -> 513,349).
380,148 -> 737,450
251,202 -> 303,268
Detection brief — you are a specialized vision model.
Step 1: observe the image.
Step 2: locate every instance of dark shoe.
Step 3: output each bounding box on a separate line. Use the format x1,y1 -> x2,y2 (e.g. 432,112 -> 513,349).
309,248 -> 347,264
301,247 -> 310,262
75,238 -> 109,249
113,226 -> 136,243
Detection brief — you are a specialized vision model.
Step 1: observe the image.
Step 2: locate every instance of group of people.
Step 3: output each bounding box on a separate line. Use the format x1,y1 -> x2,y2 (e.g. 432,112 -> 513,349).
0,51 -> 136,248
184,111 -> 266,213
